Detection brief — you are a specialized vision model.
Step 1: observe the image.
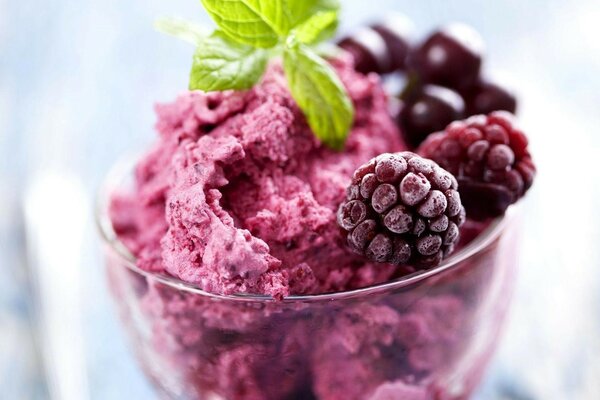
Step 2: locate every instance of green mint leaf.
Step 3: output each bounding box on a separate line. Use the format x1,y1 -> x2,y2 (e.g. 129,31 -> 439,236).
283,0 -> 340,35
283,43 -> 354,150
199,0 -> 280,48
189,31 -> 268,91
313,0 -> 340,13
199,0 -> 339,46
293,10 -> 338,45
284,0 -> 338,28
154,17 -> 210,46
235,0 -> 310,36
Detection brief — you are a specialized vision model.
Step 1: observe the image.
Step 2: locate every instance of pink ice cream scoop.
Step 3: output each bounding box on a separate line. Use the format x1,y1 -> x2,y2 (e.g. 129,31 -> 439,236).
111,56 -> 406,299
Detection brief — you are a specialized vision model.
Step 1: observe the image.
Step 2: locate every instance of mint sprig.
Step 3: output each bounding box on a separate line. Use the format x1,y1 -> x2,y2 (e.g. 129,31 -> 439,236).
158,0 -> 354,150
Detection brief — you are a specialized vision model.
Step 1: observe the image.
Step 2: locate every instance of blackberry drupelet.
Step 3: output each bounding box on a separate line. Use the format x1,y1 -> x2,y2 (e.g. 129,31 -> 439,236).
337,152 -> 465,269
417,111 -> 535,219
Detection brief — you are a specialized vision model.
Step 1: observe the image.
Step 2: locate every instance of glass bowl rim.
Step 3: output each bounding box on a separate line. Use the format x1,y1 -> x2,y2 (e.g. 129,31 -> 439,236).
96,154 -> 510,304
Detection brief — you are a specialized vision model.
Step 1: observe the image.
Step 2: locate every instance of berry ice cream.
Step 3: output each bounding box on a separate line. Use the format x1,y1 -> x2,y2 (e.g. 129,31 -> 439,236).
105,56 -> 520,400
111,57 -> 405,299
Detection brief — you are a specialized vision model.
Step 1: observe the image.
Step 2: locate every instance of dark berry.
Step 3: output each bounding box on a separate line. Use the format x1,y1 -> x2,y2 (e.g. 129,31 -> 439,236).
337,152 -> 465,269
338,28 -> 392,75
408,24 -> 484,90
338,14 -> 413,75
417,112 -> 535,219
464,79 -> 517,116
398,84 -> 465,149
371,13 -> 414,72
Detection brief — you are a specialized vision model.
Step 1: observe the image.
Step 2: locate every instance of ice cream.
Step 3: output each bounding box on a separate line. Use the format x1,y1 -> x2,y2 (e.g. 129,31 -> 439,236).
111,56 -> 405,299
106,52 -> 515,400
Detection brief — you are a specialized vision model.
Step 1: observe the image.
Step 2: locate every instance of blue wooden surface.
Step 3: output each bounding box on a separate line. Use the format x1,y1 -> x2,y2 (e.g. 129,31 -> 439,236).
2,0 -> 600,399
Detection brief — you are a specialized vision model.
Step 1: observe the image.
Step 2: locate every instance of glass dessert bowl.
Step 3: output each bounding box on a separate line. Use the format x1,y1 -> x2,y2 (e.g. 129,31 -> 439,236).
97,162 -> 521,400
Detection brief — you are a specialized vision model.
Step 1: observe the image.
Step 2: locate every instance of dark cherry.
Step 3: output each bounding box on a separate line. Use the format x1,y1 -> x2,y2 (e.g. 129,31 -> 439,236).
407,23 -> 484,90
371,13 -> 414,72
338,28 -> 391,75
398,84 -> 465,148
464,79 -> 517,116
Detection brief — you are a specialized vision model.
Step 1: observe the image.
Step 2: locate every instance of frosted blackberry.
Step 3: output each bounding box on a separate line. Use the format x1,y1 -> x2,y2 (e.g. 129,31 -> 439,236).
417,111 -> 535,219
337,152 -> 465,269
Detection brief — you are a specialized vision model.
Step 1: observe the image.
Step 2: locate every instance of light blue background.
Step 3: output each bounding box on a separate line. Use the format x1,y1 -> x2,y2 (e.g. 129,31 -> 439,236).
2,0 -> 600,399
